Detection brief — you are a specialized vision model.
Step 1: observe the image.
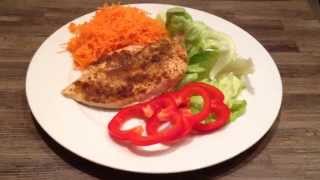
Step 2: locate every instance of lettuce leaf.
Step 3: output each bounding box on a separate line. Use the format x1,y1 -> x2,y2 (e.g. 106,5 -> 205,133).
229,99 -> 246,122
190,73 -> 247,122
165,7 -> 253,81
162,7 -> 253,121
214,73 -> 245,106
179,73 -> 199,87
165,7 -> 192,35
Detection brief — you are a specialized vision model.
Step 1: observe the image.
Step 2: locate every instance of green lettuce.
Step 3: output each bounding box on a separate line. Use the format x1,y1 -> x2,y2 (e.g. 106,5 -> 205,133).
166,7 -> 193,35
162,7 -> 253,121
190,73 -> 247,122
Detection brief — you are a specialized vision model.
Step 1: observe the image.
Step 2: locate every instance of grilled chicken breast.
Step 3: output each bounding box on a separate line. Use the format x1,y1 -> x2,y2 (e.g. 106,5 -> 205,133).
62,37 -> 187,109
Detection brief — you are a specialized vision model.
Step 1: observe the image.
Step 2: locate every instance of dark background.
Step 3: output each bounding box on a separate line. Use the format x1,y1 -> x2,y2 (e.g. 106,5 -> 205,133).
0,0 -> 319,180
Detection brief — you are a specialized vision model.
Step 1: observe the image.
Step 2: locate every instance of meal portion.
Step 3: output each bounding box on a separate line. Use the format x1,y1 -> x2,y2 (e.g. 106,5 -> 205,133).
63,4 -> 254,147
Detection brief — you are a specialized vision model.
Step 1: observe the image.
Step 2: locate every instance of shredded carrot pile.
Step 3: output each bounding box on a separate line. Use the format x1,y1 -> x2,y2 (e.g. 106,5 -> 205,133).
67,4 -> 168,69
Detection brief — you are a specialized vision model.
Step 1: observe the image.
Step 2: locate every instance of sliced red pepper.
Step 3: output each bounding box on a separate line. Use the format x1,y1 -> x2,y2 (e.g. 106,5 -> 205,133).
193,100 -> 230,133
108,103 -> 146,140
176,85 -> 212,124
145,86 -> 212,141
183,82 -> 224,102
108,82 -> 231,146
140,93 -> 178,119
146,107 -> 192,141
108,94 -> 185,146
146,93 -> 180,136
146,94 -> 177,114
130,108 -> 184,146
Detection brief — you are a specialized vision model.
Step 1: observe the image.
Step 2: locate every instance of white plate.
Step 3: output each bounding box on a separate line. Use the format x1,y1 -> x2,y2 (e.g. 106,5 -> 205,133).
26,4 -> 282,173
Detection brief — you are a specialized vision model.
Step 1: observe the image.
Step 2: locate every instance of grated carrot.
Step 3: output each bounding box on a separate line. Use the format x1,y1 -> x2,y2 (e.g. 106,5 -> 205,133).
67,4 -> 168,69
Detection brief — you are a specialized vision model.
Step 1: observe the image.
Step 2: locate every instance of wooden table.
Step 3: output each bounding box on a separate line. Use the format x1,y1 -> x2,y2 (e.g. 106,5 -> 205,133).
1,0 -> 319,179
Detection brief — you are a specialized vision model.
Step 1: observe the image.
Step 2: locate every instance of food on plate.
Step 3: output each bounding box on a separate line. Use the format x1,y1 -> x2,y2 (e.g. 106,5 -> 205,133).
63,37 -> 187,109
108,82 -> 230,146
67,5 -> 168,69
107,6 -> 255,147
62,4 -> 255,148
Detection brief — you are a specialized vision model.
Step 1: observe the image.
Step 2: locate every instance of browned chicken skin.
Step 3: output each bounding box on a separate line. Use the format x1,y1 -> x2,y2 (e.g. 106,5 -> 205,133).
63,37 -> 187,109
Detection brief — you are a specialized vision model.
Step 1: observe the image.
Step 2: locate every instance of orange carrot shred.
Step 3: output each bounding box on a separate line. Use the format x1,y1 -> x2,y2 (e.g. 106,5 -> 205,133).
67,4 -> 168,69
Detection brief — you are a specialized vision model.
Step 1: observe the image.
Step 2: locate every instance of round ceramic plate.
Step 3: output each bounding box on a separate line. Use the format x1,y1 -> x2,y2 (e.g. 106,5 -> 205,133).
26,4 -> 282,174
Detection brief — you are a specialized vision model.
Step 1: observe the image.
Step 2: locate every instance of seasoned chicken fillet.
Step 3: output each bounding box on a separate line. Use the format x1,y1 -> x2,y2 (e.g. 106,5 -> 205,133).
62,38 -> 187,109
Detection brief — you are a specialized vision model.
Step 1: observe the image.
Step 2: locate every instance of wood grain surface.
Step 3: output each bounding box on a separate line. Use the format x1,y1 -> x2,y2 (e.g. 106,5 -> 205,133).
0,0 -> 319,179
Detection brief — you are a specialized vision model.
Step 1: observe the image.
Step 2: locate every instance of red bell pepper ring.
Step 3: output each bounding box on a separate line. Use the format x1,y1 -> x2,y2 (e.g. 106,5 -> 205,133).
146,86 -> 212,141
146,107 -> 192,141
176,85 -> 212,125
193,100 -> 230,133
108,94 -> 185,146
178,108 -> 194,137
108,103 -> 146,141
140,93 -> 178,119
130,108 -> 184,146
182,82 -> 224,102
145,94 -> 177,114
